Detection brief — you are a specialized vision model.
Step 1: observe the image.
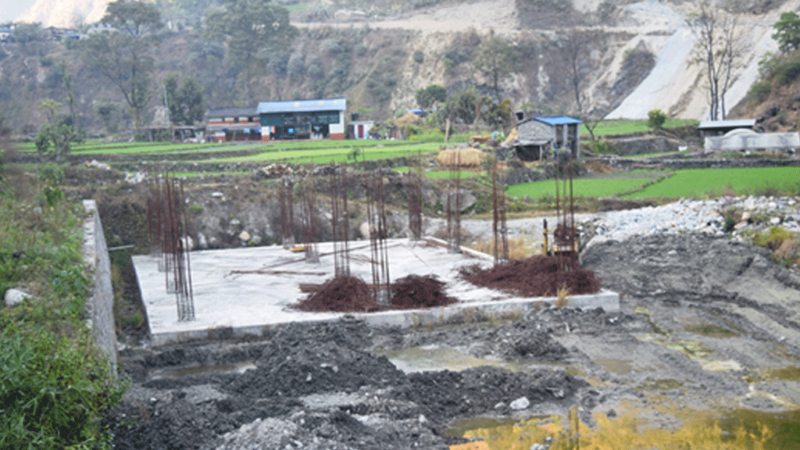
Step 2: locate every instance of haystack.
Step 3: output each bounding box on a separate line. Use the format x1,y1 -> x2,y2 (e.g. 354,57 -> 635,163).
436,148 -> 486,168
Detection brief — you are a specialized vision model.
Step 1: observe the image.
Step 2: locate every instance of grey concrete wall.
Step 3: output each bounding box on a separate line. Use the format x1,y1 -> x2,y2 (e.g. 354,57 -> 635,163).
82,200 -> 118,375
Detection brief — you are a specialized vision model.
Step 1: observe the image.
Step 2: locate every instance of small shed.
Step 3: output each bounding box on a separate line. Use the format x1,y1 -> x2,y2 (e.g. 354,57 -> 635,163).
514,116 -> 581,161
697,119 -> 756,138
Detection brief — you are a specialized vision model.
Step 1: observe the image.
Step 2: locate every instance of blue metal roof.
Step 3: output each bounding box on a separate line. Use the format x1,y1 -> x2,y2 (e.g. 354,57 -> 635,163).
257,98 -> 346,114
533,116 -> 582,126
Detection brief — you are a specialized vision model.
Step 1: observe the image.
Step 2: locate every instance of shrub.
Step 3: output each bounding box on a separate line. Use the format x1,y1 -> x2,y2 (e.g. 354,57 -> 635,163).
748,81 -> 771,106
413,49 -> 424,63
773,59 -> 800,85
753,226 -> 794,251
585,139 -> 619,155
647,109 -> 667,129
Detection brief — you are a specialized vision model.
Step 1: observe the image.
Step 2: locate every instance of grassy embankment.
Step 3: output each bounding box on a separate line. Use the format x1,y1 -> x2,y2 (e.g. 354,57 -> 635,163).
0,165 -> 124,448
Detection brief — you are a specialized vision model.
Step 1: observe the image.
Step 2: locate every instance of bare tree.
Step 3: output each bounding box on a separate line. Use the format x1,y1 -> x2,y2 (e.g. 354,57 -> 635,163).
564,28 -> 603,140
686,3 -> 741,121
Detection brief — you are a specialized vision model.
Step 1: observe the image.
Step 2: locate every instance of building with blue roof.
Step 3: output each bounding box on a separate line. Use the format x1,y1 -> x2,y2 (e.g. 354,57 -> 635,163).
257,98 -> 347,141
514,116 -> 582,161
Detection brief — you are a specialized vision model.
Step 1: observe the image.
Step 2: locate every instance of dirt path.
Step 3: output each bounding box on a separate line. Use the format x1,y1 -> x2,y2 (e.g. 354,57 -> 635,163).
108,233 -> 800,449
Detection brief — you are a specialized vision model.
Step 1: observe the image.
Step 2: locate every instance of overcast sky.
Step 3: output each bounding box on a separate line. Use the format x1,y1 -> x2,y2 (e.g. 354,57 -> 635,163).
0,0 -> 36,24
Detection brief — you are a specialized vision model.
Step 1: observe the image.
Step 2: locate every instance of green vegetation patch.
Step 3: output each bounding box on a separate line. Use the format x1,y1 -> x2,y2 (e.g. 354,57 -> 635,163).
0,180 -> 124,448
508,177 -> 654,199
624,167 -> 800,199
581,119 -> 698,137
424,170 -> 475,179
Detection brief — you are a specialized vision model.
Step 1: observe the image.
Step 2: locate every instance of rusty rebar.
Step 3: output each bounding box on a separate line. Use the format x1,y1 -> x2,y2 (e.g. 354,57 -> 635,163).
446,152 -> 462,253
330,164 -> 350,276
146,172 -> 194,321
367,169 -> 390,304
491,157 -> 509,265
408,152 -> 423,241
280,176 -> 295,249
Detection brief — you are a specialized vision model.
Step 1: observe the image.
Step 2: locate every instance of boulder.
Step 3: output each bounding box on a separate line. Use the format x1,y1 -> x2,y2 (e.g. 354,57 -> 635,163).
5,288 -> 32,307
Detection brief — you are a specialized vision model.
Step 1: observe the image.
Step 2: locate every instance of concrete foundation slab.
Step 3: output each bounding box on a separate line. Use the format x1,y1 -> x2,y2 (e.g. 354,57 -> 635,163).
133,238 -> 619,347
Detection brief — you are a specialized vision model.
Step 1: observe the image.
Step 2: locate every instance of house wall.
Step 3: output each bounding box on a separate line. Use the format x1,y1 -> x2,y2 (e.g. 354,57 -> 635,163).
330,111 -> 345,140
518,120 -> 553,143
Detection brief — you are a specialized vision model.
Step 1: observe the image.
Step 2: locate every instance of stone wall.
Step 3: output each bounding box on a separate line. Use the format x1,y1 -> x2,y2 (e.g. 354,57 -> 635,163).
82,200 -> 118,375
605,136 -> 679,156
591,155 -> 800,171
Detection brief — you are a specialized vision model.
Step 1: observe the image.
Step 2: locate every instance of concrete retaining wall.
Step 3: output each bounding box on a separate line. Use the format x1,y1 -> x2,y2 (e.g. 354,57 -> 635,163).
82,200 -> 118,374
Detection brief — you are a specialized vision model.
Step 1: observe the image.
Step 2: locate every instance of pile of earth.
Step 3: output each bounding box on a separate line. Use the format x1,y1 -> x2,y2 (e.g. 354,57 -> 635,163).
110,319 -> 584,450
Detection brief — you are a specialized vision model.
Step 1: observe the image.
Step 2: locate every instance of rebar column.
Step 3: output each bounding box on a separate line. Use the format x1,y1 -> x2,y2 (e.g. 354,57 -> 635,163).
408,153 -> 423,241
367,169 -> 390,304
280,176 -> 295,249
491,157 -> 509,265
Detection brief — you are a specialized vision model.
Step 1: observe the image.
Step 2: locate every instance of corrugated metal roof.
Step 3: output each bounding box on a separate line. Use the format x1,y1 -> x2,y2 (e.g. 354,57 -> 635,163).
698,119 -> 756,129
206,107 -> 257,118
257,98 -> 347,114
532,116 -> 582,126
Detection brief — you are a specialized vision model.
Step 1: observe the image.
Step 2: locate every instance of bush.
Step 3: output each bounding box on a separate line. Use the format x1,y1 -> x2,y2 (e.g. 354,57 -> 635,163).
647,109 -> 667,129
585,139 -> 619,155
773,59 -> 800,85
748,81 -> 771,106
413,49 -> 424,64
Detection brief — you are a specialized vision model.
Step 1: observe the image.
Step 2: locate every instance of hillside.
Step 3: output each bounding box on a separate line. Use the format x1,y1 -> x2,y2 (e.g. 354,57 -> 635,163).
0,0 -> 798,135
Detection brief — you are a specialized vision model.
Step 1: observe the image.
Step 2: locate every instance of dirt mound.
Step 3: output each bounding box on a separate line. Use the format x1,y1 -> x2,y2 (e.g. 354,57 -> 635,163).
581,234 -> 796,298
293,275 -> 378,312
461,256 -> 601,297
393,365 -> 585,419
390,274 -> 457,309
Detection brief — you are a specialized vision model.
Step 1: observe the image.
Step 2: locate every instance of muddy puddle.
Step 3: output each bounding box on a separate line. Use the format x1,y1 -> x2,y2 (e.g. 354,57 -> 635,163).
375,346 -> 579,374
148,361 -> 256,380
447,404 -> 800,450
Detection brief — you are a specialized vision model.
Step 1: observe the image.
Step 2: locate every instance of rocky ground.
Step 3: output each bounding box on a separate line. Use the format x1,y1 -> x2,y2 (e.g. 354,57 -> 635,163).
109,223 -> 800,449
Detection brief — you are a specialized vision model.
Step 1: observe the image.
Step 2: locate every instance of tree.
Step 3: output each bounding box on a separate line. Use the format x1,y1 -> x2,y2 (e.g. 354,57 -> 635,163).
204,0 -> 297,99
165,74 -> 204,126
80,0 -> 163,129
564,28 -> 605,140
35,100 -> 85,162
473,29 -> 518,99
773,11 -> 800,54
647,109 -> 667,129
415,85 -> 447,109
442,86 -> 478,125
686,3 -> 740,121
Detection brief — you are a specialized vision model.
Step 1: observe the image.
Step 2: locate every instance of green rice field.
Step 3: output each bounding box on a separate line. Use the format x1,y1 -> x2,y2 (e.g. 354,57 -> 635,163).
508,177 -> 655,199
508,167 -> 800,199
626,167 -> 800,198
580,119 -> 698,137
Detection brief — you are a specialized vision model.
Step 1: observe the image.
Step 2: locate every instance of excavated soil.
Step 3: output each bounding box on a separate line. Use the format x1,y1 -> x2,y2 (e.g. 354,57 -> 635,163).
109,233 -> 800,449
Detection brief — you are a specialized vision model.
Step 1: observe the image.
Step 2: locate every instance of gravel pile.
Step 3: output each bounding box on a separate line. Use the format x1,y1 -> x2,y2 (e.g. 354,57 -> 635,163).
588,196 -> 799,248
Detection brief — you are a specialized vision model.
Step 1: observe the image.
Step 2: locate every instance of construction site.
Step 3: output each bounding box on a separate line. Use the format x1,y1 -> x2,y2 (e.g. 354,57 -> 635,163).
103,150 -> 800,450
